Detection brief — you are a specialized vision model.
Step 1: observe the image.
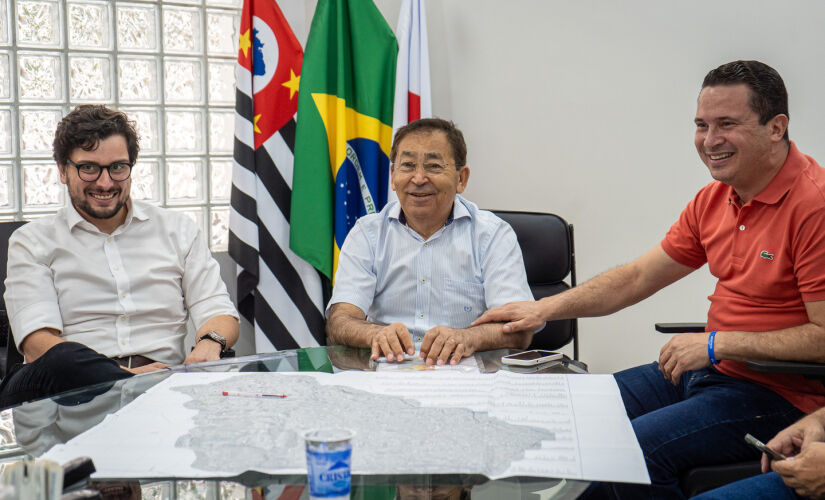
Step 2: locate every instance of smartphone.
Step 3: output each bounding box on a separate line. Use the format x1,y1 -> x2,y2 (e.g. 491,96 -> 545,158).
501,350 -> 563,366
745,433 -> 787,461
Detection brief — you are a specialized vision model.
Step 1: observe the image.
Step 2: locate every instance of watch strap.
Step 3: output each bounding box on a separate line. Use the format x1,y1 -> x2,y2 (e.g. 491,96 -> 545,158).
197,330 -> 226,349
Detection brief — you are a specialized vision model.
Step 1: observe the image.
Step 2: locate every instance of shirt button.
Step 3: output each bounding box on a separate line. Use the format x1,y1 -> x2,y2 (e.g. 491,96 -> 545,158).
114,265 -> 120,271
107,237 -> 112,242
121,292 -> 127,298
424,242 -> 429,247
418,313 -> 424,319
739,225 -> 746,231
420,278 -> 427,284
120,340 -> 126,346
121,316 -> 127,322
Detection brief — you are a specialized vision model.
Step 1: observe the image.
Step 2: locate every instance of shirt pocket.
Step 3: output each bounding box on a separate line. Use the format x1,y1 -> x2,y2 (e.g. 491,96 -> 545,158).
443,278 -> 486,328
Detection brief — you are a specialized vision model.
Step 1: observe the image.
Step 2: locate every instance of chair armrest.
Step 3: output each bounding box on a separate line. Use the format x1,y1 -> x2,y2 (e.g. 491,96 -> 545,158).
654,325 -> 825,378
655,322 -> 707,333
745,360 -> 825,376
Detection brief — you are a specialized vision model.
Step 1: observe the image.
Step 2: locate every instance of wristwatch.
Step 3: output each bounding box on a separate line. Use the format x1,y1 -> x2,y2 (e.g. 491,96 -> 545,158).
197,330 -> 226,349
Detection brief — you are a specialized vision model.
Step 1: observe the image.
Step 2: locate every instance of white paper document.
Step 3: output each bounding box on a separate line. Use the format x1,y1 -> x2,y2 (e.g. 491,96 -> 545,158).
43,371 -> 649,484
375,353 -> 480,372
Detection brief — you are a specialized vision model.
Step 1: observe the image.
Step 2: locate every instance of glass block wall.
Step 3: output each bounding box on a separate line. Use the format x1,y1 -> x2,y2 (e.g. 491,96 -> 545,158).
1,0 -> 241,251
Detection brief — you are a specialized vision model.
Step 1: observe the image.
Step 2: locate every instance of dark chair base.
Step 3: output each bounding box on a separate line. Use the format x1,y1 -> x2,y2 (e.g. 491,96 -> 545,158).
680,461 -> 761,498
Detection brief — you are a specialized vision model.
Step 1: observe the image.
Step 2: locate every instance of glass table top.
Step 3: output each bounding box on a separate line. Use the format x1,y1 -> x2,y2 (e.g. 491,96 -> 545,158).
7,347 -> 591,499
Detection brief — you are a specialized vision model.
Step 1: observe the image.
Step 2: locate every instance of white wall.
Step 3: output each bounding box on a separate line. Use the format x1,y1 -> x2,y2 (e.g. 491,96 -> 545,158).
247,0 -> 825,374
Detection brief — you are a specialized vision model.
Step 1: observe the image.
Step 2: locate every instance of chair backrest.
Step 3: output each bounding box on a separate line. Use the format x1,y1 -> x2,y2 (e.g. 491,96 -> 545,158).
0,221 -> 27,377
491,211 -> 578,359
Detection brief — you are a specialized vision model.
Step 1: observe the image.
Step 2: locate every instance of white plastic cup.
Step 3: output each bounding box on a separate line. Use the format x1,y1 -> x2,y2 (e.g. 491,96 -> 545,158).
304,428 -> 354,500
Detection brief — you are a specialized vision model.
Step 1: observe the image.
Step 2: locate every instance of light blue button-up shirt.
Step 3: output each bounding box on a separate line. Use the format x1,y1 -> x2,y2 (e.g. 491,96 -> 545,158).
328,195 -> 534,342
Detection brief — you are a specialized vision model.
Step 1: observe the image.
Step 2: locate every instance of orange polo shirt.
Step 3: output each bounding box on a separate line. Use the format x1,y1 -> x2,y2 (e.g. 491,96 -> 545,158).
661,142 -> 825,413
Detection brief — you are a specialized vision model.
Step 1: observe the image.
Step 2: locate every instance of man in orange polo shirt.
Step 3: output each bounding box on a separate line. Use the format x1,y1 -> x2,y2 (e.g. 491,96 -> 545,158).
473,60 -> 825,499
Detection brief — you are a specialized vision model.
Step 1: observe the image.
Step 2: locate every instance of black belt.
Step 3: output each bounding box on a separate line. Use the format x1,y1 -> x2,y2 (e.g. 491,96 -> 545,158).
111,354 -> 155,369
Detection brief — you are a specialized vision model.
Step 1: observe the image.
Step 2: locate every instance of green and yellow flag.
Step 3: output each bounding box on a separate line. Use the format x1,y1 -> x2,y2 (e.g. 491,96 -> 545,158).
290,0 -> 397,281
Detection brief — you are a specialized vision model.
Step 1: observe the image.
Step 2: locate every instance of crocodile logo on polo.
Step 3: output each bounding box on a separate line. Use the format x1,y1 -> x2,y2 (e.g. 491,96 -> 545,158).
760,250 -> 774,261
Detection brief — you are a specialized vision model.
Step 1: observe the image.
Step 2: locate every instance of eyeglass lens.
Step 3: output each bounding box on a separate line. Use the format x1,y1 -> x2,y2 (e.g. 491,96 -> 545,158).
73,161 -> 132,182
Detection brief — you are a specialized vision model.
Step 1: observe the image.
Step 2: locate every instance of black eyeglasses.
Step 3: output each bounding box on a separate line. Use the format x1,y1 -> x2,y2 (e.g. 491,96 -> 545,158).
66,159 -> 133,182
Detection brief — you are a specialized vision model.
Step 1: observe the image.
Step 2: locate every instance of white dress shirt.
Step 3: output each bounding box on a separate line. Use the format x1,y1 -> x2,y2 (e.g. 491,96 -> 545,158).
5,200 -> 237,364
329,195 -> 534,343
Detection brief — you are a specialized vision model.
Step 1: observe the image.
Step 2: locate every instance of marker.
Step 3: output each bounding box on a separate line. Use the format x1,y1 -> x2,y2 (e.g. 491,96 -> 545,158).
222,390 -> 287,398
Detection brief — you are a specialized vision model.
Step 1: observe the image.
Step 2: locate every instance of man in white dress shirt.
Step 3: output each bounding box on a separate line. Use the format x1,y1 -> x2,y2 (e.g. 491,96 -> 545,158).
326,118 -> 534,366
0,105 -> 238,407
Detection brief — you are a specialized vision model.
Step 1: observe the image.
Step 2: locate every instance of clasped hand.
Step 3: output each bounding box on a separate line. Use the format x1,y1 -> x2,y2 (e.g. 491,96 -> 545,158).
370,323 -> 475,366
761,415 -> 825,498
658,332 -> 711,385
771,443 -> 825,498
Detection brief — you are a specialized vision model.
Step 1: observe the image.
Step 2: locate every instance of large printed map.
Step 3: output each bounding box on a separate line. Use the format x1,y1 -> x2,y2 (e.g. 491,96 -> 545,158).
176,373 -> 551,476
43,371 -> 649,484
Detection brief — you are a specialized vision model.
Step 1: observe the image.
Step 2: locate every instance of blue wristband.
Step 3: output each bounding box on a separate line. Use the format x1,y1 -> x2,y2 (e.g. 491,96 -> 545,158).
707,330 -> 719,365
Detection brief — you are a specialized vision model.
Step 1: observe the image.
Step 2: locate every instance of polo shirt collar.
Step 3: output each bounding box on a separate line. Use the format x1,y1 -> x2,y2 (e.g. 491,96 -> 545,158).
747,141 -> 805,206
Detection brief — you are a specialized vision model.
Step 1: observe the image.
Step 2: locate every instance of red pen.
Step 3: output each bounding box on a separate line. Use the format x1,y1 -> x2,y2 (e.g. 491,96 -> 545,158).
222,390 -> 287,398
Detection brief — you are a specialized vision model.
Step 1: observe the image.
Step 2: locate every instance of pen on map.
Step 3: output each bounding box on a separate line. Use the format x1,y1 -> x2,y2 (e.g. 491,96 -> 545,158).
221,390 -> 287,398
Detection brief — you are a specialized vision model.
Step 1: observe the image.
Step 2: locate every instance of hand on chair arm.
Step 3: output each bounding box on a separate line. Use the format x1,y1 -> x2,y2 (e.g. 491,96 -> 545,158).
326,303 -> 415,362
473,244 -> 695,333
657,301 -> 825,385
712,300 -> 825,363
19,328 -> 63,363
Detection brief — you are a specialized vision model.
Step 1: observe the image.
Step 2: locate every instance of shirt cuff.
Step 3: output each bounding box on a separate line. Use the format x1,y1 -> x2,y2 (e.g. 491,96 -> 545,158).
11,301 -> 63,350
188,299 -> 239,331
660,238 -> 705,269
326,295 -> 372,318
800,290 -> 825,303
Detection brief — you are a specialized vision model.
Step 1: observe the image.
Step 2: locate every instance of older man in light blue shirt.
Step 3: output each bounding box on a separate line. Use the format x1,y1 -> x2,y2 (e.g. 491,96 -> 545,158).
326,118 -> 534,366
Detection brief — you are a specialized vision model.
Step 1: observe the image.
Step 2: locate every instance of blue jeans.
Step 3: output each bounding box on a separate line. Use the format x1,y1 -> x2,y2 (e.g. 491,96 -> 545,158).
691,471 -> 802,500
584,362 -> 805,499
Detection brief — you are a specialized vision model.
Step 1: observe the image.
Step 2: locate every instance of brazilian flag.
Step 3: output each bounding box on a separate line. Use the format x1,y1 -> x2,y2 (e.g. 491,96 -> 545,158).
290,0 -> 397,281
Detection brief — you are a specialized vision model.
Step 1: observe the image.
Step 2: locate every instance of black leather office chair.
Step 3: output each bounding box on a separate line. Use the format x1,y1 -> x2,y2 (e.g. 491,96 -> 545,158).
492,211 -> 579,360
0,221 -> 27,380
656,322 -> 825,496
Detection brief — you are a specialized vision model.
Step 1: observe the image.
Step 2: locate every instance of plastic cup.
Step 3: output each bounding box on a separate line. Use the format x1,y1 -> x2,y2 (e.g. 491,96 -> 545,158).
304,428 -> 354,500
